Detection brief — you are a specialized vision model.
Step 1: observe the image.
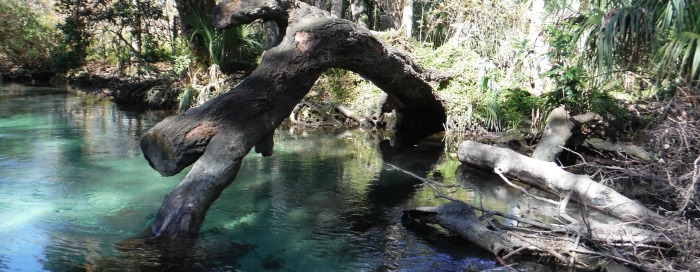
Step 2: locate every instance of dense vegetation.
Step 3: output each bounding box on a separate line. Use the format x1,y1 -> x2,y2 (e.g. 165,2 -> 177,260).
1,0 -> 699,270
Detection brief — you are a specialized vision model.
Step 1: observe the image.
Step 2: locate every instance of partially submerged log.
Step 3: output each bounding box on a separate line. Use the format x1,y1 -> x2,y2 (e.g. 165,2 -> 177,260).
405,202 -> 515,256
140,1 -> 446,238
457,140 -> 665,225
399,165 -> 668,270
404,201 -> 607,269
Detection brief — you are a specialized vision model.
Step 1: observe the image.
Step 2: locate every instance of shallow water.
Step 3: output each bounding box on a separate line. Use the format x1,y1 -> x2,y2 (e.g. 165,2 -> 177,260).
0,83 -> 545,271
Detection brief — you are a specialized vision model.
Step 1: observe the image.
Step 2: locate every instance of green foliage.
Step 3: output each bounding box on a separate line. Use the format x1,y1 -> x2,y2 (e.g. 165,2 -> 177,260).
499,88 -> 546,129
0,0 -> 59,72
413,41 -> 533,132
178,86 -> 195,113
544,22 -> 626,117
183,9 -> 264,68
563,0 -> 700,85
54,0 -> 93,72
140,32 -> 170,63
313,68 -> 384,118
542,65 -> 588,111
172,37 -> 193,77
658,31 -> 700,84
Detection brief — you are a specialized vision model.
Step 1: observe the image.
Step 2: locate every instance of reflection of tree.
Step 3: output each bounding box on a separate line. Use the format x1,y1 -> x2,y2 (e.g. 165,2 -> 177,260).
338,130 -> 385,197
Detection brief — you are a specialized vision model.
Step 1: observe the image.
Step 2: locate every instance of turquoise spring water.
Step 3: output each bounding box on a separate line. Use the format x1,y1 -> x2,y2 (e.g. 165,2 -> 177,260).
0,83 -> 539,271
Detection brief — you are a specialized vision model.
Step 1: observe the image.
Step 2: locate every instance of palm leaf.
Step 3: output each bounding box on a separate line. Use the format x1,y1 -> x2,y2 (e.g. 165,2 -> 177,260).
657,31 -> 700,83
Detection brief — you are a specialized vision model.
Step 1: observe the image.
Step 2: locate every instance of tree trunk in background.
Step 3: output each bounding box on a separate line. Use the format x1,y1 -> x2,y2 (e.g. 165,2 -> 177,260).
131,0 -> 143,60
143,1 -> 446,239
526,0 -> 548,95
350,0 -> 369,29
331,0 -> 343,18
401,0 -> 413,38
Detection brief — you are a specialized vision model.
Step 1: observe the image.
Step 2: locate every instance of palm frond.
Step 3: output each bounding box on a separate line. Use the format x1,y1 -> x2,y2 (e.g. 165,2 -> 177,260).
658,0 -> 700,35
594,5 -> 655,75
567,0 -> 700,84
657,31 -> 700,83
182,9 -> 263,67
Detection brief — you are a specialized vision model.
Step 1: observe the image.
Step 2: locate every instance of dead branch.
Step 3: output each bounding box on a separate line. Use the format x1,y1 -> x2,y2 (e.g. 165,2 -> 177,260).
582,138 -> 656,162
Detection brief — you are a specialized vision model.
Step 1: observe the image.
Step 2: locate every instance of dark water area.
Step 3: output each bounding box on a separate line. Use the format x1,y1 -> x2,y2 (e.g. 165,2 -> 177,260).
0,83 -> 551,271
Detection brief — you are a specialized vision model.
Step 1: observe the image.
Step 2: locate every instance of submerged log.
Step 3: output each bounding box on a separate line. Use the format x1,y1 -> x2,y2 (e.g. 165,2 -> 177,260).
404,201 -> 608,269
141,1 -> 446,239
405,202 -> 515,256
457,141 -> 665,225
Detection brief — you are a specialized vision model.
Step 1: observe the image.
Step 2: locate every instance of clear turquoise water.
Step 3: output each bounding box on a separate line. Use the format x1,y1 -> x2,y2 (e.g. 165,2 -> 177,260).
0,83 -> 522,271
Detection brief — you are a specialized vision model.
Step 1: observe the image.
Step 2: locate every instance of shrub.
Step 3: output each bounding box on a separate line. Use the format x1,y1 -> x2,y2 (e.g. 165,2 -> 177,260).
0,0 -> 59,72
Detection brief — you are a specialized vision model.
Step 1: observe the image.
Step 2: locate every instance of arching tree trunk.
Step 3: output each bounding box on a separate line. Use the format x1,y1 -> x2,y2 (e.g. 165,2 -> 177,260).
142,0 -> 447,239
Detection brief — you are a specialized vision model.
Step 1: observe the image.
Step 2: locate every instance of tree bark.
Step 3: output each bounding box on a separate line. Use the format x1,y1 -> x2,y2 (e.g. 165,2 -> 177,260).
142,0 -> 446,239
457,141 -> 665,226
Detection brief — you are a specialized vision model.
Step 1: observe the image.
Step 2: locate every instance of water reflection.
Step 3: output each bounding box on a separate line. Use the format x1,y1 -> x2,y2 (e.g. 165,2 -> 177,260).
0,83 -> 535,271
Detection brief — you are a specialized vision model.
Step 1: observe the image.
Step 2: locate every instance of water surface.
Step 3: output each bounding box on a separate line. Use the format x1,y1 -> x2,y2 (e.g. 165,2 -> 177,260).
0,83 -> 540,271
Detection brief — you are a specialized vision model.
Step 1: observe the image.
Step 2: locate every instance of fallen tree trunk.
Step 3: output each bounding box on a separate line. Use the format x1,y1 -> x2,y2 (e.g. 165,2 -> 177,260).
140,1 -> 446,239
405,201 -> 608,269
405,202 -> 515,256
332,104 -> 372,127
457,140 -> 665,226
397,165 -> 669,270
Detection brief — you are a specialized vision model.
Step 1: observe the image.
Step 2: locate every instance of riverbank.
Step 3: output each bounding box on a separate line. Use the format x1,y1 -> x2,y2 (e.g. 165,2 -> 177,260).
1,61 -> 182,110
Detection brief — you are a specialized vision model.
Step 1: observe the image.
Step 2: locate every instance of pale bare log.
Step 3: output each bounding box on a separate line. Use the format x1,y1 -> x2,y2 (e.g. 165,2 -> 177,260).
532,105 -> 572,161
457,140 -> 665,225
